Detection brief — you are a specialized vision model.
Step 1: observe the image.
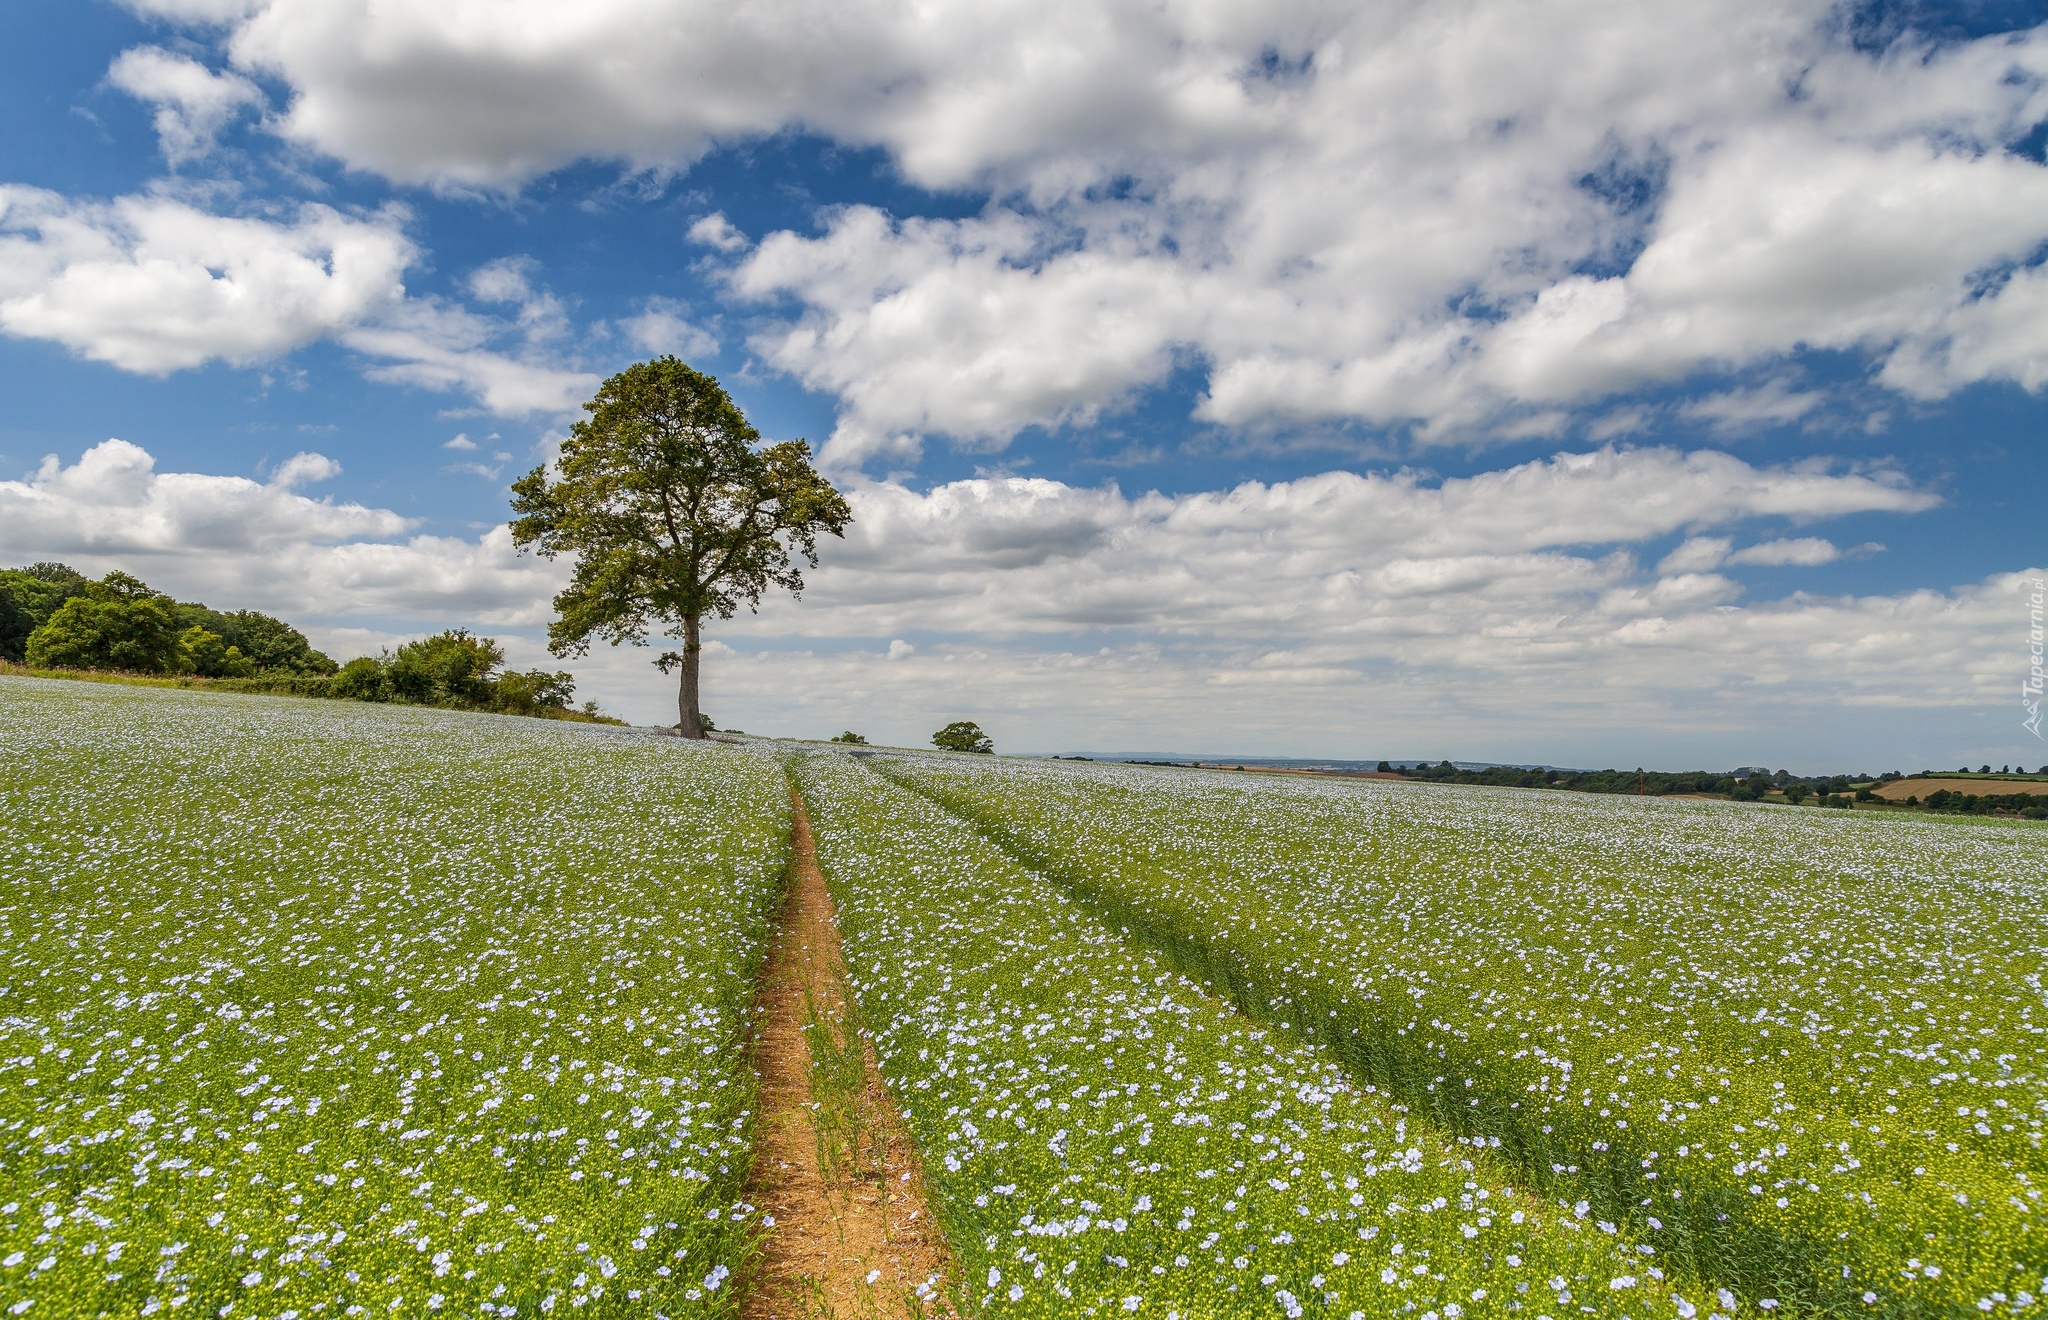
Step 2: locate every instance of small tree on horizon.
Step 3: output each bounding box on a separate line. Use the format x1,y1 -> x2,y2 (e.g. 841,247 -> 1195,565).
511,358 -> 852,737
932,720 -> 993,754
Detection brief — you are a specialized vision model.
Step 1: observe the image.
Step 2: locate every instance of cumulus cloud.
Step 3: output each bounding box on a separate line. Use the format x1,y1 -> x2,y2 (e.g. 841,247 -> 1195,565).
619,298 -> 718,360
0,187 -> 412,373
120,0 -> 2048,452
342,298 -> 598,416
1726,536 -> 1839,567
0,187 -> 596,414
687,214 -> 748,253
107,46 -> 265,164
737,445 -> 1937,642
0,439 -> 562,623
4,437 -> 2023,759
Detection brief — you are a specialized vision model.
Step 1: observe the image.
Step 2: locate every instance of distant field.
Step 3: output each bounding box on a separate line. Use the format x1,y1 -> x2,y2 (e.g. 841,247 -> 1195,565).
0,678 -> 790,1317
1872,777 -> 2048,801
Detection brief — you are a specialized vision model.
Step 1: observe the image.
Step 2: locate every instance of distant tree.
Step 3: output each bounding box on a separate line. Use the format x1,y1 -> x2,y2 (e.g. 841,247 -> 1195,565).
1780,782 -> 1811,804
511,357 -> 852,738
1980,764 -> 1992,774
830,730 -> 869,744
174,603 -> 336,675
1376,760 -> 1392,772
1,563 -> 117,661
932,720 -> 994,754
26,594 -> 182,673
0,579 -> 29,663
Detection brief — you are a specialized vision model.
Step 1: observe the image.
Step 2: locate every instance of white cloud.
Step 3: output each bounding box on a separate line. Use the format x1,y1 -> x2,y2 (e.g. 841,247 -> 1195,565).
443,433 -> 478,451
1726,536 -> 1839,567
688,213 -> 748,253
343,297 -> 598,415
0,439 -> 561,623
620,298 -> 718,360
2,437 -> 2024,764
0,187 -> 412,373
0,188 -> 596,415
737,445 -> 1936,642
268,451 -> 342,488
1,438 -> 406,554
123,0 -> 2048,449
1657,536 -> 1732,575
107,46 -> 266,165
1680,379 -> 1826,435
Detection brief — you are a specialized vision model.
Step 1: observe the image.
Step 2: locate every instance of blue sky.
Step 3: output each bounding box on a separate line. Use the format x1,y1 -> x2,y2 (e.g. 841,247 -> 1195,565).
0,0 -> 2044,771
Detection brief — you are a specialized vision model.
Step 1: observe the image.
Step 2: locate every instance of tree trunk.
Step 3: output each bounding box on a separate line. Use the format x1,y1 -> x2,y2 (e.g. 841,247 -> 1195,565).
676,613 -> 706,738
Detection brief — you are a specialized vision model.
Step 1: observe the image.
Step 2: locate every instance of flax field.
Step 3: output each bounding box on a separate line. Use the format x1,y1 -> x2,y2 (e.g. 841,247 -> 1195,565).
3,676 -> 2041,1320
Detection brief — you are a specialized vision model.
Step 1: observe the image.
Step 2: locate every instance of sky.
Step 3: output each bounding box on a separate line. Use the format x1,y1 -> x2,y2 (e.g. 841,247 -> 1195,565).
0,0 -> 2044,772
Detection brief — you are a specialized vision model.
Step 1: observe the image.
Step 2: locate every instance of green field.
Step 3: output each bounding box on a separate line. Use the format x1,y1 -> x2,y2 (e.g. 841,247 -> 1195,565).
0,679 -> 788,1316
3,678 -> 2042,1319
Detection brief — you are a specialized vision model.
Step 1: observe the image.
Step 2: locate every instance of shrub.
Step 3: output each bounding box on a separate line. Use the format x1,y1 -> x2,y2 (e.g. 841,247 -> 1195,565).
331,656 -> 391,702
388,630 -> 503,706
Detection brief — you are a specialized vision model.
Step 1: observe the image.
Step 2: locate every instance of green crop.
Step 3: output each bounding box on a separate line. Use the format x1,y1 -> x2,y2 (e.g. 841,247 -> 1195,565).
0,678 -> 790,1317
797,752 -> 1679,1319
882,753 -> 2048,1319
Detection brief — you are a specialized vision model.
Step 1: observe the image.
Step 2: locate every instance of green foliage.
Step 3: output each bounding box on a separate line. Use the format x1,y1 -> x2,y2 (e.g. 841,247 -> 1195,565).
388,628 -> 504,705
0,680 -> 791,1315
0,564 -> 90,662
330,655 -> 391,701
930,719 -> 993,753
326,633 -> 584,719
491,666 -> 579,717
177,624 -> 258,677
509,356 -> 851,732
828,729 -> 868,744
173,602 -> 337,674
4,566 -> 334,676
25,593 -> 184,673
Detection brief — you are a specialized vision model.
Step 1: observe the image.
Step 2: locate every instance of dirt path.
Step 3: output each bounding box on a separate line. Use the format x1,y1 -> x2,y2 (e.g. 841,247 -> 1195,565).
742,791 -> 957,1319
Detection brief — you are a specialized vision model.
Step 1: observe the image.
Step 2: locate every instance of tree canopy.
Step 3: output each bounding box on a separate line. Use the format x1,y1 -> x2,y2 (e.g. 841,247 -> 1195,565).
510,357 -> 852,736
932,720 -> 994,754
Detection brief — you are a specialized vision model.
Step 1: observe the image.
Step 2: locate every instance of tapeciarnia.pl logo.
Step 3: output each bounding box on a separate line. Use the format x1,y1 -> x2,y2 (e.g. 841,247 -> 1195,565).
2026,576 -> 2045,739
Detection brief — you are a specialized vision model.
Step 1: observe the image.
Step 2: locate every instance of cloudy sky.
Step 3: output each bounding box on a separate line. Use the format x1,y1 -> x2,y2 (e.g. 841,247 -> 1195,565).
1,0 -> 2044,770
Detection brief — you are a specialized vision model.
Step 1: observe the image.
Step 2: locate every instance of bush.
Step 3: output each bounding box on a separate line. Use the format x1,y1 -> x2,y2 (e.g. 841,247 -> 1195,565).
331,656 -> 391,702
388,630 -> 503,706
491,668 -> 576,716
830,730 -> 869,744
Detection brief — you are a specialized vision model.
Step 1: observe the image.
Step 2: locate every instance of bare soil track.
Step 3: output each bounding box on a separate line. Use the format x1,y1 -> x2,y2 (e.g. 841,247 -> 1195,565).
741,792 -> 957,1319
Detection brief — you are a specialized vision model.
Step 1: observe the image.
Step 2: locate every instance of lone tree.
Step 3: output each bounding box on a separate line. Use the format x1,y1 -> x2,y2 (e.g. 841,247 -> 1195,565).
932,720 -> 994,754
510,357 -> 852,737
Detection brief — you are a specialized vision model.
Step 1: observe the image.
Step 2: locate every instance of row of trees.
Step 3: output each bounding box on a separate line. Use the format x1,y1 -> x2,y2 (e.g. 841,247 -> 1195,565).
1,563 -> 335,676
1,563 -> 604,722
